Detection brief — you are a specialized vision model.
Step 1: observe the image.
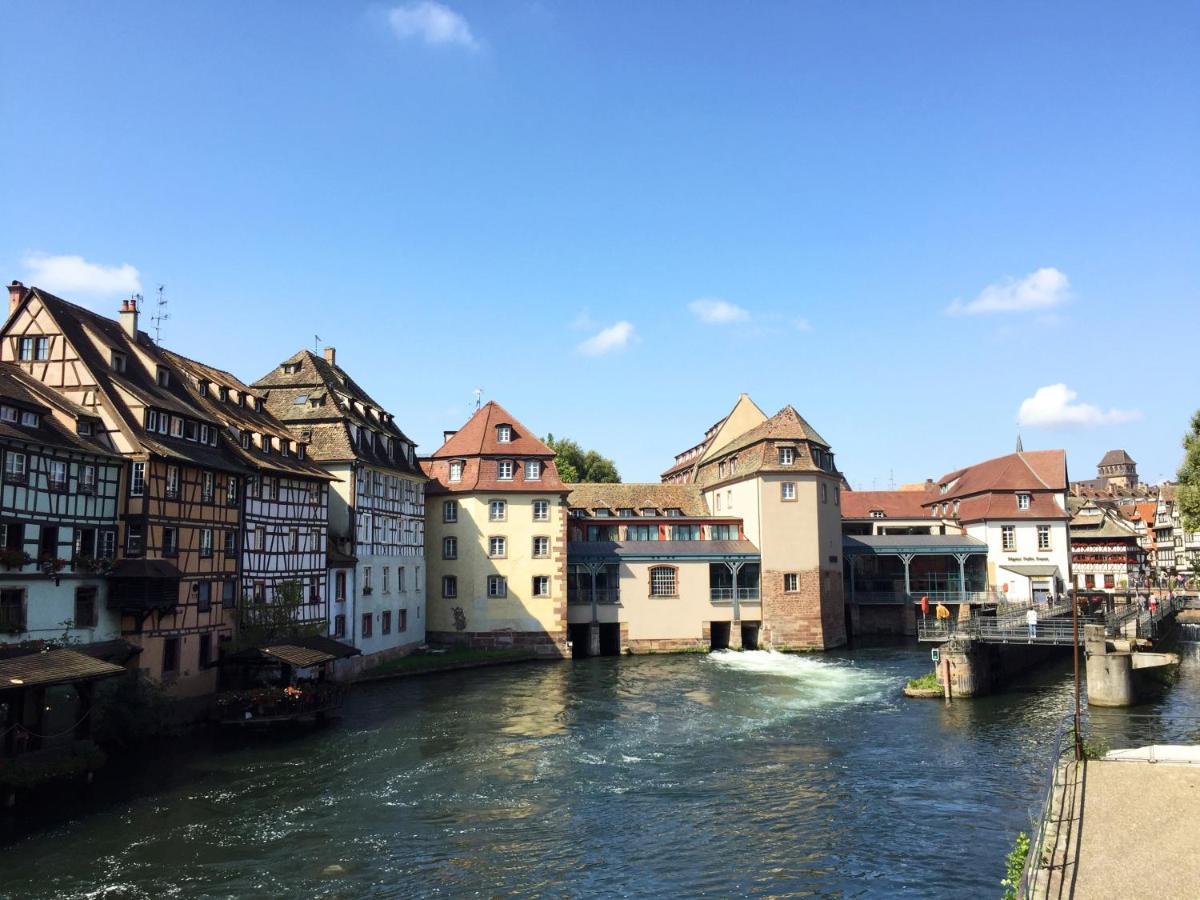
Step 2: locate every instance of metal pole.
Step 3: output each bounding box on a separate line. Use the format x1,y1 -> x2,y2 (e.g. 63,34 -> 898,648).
1072,590 -> 1082,762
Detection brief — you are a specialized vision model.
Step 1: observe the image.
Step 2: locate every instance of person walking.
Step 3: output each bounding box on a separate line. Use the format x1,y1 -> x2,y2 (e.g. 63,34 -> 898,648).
1026,606 -> 1038,641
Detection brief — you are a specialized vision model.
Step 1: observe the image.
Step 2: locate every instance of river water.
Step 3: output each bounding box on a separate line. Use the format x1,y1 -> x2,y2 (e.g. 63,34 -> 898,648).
3,640 -> 1198,899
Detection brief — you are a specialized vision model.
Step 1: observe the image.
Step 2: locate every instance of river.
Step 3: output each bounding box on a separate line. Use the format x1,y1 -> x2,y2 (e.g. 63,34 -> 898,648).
2,639 -> 1198,899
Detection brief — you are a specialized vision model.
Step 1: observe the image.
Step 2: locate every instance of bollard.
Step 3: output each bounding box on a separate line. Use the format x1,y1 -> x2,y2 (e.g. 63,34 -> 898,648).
943,656 -> 952,701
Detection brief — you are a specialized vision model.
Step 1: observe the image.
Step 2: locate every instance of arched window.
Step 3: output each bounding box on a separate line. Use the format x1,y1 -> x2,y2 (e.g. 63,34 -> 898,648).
649,566 -> 677,598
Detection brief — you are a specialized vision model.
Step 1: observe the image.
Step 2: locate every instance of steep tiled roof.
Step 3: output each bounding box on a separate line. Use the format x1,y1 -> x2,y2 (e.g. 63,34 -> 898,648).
950,493 -> 1068,523
162,350 -> 333,481
21,289 -> 246,473
935,450 -> 1067,498
432,401 -> 555,459
841,488 -> 938,519
252,349 -> 420,475
0,364 -> 118,457
709,404 -> 830,457
1098,449 -> 1135,467
423,402 -> 567,494
567,483 -> 709,516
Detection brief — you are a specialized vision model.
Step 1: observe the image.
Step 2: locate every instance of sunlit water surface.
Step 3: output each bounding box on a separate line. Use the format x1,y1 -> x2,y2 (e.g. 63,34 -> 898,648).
7,640 -> 1194,898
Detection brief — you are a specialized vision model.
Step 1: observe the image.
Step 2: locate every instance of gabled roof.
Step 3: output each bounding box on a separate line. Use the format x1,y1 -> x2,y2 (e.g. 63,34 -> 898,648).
16,288 -> 245,473
253,349 -> 420,475
431,401 -> 555,458
709,404 -> 830,458
0,363 -> 118,457
567,483 -> 709,516
934,450 -> 1068,500
162,349 -> 332,481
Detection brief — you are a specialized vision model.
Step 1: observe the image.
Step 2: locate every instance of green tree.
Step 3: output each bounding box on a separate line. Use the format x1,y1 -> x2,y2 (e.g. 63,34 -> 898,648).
1178,409 -> 1200,533
232,579 -> 321,651
544,434 -> 621,483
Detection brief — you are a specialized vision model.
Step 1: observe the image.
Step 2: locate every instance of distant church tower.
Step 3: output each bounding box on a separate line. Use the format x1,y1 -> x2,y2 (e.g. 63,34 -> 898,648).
1097,449 -> 1138,490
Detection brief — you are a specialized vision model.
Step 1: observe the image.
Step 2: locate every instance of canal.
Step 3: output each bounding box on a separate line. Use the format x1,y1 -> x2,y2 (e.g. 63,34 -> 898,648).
2,639 -> 1196,898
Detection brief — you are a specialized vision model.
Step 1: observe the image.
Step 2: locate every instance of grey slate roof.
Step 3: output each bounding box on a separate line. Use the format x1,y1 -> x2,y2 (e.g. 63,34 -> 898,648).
842,534 -> 988,555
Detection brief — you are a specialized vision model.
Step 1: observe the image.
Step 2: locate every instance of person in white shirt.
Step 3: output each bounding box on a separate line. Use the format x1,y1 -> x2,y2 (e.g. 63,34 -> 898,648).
1026,606 -> 1038,640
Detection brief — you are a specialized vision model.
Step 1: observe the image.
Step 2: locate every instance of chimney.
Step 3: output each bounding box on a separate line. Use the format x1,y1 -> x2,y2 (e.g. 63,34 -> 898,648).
443,430 -> 458,444
119,296 -> 139,338
323,346 -> 336,366
8,281 -> 26,315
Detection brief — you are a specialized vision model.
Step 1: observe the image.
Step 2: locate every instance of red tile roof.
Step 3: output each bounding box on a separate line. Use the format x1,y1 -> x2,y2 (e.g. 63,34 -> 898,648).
936,450 -> 1067,497
431,401 -> 556,459
841,488 -> 938,519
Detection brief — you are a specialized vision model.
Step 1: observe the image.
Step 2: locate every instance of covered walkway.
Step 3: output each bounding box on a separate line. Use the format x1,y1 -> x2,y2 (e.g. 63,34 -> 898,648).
842,534 -> 997,605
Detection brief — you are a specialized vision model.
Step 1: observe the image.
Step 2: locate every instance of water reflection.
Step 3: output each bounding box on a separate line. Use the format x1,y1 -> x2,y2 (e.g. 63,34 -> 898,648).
4,643 -> 1200,898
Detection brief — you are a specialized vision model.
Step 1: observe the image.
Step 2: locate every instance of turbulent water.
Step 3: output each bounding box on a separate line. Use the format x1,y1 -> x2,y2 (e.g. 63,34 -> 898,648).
0,643 -> 1130,898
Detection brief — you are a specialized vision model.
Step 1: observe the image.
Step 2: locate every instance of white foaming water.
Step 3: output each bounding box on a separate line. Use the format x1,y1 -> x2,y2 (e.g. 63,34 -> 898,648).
707,649 -> 893,707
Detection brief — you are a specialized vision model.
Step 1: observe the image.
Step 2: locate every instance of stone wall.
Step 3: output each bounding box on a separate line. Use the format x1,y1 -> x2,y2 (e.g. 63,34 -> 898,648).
760,566 -> 847,649
427,628 -> 567,658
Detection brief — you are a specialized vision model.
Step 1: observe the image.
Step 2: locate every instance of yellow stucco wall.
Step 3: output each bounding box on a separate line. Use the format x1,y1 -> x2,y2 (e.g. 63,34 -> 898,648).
425,492 -> 566,636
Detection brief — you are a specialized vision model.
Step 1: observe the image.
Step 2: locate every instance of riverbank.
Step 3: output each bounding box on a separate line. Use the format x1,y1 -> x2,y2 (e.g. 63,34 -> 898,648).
356,647 -> 539,681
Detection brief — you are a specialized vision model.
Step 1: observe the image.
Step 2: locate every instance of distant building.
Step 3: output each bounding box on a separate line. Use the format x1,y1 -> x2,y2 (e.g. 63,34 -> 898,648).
422,402 -> 570,656
1068,498 -> 1145,596
1071,449 -> 1155,502
255,348 -> 427,668
1152,483 -> 1200,579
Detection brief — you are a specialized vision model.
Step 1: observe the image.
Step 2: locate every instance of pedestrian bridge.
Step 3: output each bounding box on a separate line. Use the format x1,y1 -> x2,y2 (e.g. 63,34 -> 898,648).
917,597 -> 1182,645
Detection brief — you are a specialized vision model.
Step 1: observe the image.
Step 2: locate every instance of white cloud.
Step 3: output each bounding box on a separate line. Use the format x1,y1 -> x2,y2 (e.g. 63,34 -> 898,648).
387,2 -> 478,49
1016,383 -> 1141,428
569,308 -> 596,332
577,321 -> 635,357
688,297 -> 750,324
947,267 -> 1070,315
22,253 -> 141,297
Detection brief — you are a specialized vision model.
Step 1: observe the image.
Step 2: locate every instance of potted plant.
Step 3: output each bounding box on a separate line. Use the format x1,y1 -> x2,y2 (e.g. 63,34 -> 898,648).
75,555 -> 115,575
0,549 -> 31,571
39,555 -> 69,577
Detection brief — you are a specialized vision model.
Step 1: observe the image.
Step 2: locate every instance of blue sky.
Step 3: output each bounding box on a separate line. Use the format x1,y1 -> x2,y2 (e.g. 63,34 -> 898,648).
3,2 -> 1197,486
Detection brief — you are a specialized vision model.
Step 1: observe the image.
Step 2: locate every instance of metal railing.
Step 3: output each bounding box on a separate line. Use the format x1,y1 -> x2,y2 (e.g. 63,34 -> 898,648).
709,587 -> 761,602
1018,711 -> 1077,899
848,590 -> 1007,605
918,596 -> 1185,644
567,588 -> 621,605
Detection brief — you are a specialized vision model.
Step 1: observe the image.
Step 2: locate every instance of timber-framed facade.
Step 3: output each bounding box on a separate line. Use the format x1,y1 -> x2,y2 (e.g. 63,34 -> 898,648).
0,364 -> 123,645
2,283 -> 247,696
255,347 -> 427,665
164,351 -> 334,630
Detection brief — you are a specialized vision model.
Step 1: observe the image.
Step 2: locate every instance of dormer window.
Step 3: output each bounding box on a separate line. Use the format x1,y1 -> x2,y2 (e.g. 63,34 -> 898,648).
779,447 -> 795,465
665,508 -> 682,517
241,431 -> 251,450
282,362 -> 301,375
255,398 -> 264,413
77,420 -> 93,436
237,393 -> 245,407
870,510 -> 885,519
1017,493 -> 1031,510
594,508 -> 611,517
19,411 -> 38,428
170,417 -> 184,438
618,508 -> 634,517
524,460 -> 541,480
497,460 -> 514,480
219,386 -> 229,402
640,508 -> 656,517
497,424 -> 512,443
297,444 -> 307,460
449,460 -> 464,482
156,367 -> 170,388
0,406 -> 16,423
110,351 -> 126,372
281,440 -> 289,457
198,382 -> 208,398
261,435 -> 271,455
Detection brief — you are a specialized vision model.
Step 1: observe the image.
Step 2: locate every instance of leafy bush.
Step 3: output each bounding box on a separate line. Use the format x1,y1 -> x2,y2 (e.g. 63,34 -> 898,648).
92,671 -> 177,747
1000,831 -> 1030,899
906,671 -> 941,691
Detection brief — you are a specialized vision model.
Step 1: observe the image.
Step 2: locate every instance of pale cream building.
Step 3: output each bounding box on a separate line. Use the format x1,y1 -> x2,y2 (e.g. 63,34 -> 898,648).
422,402 -> 569,656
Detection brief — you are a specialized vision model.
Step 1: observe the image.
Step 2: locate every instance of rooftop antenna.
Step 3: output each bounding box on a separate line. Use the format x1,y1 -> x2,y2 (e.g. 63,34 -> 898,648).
889,468 -> 895,490
314,334 -> 322,353
473,387 -> 484,411
150,285 -> 169,344
1016,433 -> 1025,453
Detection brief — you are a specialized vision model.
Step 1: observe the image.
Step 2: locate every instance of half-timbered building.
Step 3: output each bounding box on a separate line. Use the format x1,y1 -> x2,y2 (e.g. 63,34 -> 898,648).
164,351 -> 333,629
0,364 -> 123,645
2,283 -> 247,697
254,347 -> 426,666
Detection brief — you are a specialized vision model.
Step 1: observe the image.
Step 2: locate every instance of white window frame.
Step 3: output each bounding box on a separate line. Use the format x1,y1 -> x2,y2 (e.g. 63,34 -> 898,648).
489,499 -> 507,521
779,446 -> 795,465
487,575 -> 507,598
443,536 -> 457,559
781,482 -> 796,501
449,460 -> 463,482
443,500 -> 458,523
488,536 -> 507,558
533,536 -> 549,558
1002,525 -> 1016,552
649,566 -> 677,598
130,461 -> 145,496
1017,493 -> 1031,511
497,425 -> 512,443
532,575 -> 550,597
533,499 -> 549,521
498,460 -> 514,481
524,460 -> 540,481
